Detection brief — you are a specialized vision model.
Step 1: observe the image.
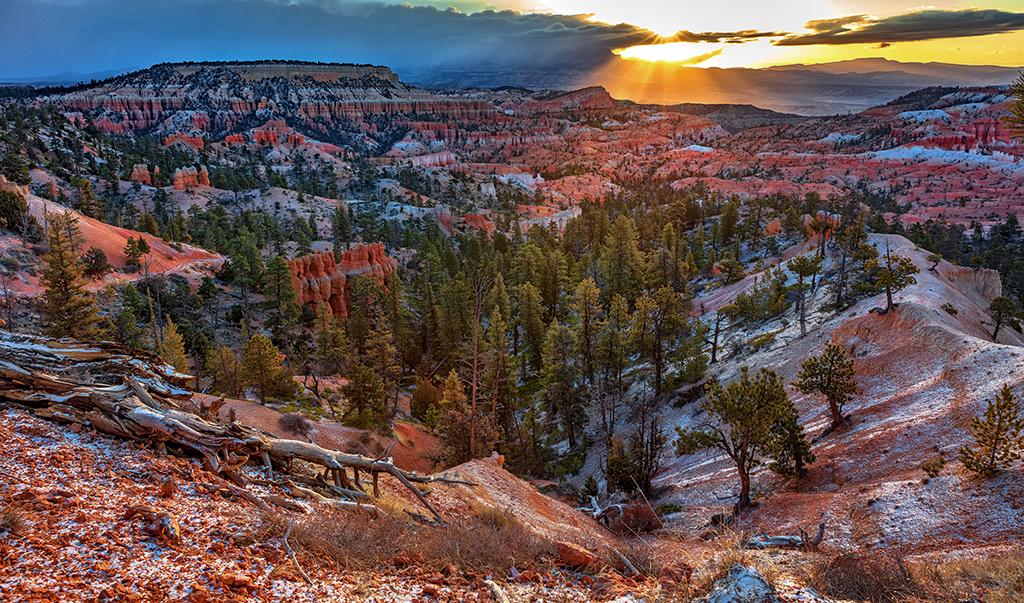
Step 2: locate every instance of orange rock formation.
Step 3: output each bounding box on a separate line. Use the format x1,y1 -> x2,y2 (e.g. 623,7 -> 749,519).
288,244 -> 397,318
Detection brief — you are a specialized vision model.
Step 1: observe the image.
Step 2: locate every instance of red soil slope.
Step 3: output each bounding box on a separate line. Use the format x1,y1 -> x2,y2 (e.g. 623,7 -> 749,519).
3,192 -> 222,296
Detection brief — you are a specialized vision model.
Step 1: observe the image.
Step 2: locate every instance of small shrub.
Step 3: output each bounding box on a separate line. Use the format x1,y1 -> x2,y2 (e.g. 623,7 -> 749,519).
941,303 -> 958,315
279,412 -> 313,437
656,503 -> 683,515
748,328 -> 783,351
921,455 -> 945,478
81,247 -> 112,279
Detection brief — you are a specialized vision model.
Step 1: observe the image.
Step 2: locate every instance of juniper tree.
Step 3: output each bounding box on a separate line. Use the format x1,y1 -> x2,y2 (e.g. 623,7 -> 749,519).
675,367 -> 793,509
40,212 -> 101,340
793,343 -> 857,432
926,253 -> 942,272
960,384 -> 1024,476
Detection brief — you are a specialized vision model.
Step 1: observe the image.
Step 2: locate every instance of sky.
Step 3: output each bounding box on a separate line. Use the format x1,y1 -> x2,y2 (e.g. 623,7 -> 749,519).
0,0 -> 1021,82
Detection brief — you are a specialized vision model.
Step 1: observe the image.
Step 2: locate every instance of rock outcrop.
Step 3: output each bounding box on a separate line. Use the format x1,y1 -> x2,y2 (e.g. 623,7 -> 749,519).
172,166 -> 210,190
129,164 -> 152,185
288,244 -> 397,319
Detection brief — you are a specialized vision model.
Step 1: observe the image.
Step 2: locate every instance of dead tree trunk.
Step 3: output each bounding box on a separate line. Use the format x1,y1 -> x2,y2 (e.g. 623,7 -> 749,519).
0,332 -> 471,522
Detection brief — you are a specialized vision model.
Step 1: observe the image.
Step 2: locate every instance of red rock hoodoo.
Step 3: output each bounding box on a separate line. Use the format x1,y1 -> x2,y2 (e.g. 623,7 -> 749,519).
129,164 -> 152,186
288,244 -> 397,319
172,166 -> 210,190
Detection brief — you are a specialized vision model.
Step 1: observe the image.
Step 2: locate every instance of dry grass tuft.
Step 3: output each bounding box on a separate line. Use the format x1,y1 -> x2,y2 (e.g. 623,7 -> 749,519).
0,506 -> 25,537
810,552 -> 921,602
254,504 -> 552,574
908,552 -> 1024,603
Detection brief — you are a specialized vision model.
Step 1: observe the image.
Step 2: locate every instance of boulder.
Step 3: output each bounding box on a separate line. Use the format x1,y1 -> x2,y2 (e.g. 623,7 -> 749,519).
698,565 -> 778,603
555,541 -> 597,568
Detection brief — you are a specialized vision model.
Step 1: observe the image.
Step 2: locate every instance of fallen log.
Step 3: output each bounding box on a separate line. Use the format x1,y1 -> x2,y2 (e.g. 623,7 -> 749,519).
744,522 -> 825,550
0,332 -> 463,522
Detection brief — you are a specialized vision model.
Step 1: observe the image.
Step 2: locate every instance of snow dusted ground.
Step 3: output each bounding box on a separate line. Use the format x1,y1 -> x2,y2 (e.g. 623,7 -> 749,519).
0,409 -> 606,602
657,235 -> 1024,559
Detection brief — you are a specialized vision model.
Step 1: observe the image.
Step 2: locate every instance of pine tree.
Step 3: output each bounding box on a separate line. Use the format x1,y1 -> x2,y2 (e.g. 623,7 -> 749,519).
675,367 -> 792,509
40,212 -> 101,339
571,277 -> 603,384
482,307 -> 516,434
767,401 -> 815,477
312,307 -> 348,376
595,294 -> 631,449
600,214 -> 645,301
364,319 -> 400,412
793,343 -> 857,432
862,242 -> 918,313
960,384 -> 1024,476
485,272 -> 511,327
241,333 -> 294,402
0,189 -> 27,230
516,283 -> 546,375
342,362 -> 388,429
789,255 -> 821,336
541,320 -> 585,448
264,254 -> 300,344
410,377 -> 441,423
632,287 -> 687,395
205,346 -> 244,398
124,236 -> 151,272
75,179 -> 103,218
159,316 -> 189,372
1009,72 -> 1024,133
331,205 -> 353,258
989,296 -> 1018,341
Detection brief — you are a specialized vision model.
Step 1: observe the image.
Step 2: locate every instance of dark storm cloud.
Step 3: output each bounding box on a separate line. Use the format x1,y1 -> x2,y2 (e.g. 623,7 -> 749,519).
0,0 -> 668,79
776,9 -> 1024,46
674,29 -> 787,44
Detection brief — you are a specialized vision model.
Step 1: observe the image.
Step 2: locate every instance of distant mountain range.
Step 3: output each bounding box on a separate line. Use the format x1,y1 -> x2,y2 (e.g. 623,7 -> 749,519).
6,58 -> 1022,117
412,58 -> 1023,116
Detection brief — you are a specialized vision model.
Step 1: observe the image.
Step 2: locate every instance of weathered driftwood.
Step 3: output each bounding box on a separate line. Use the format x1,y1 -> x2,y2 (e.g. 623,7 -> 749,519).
744,522 -> 826,550
0,332 -> 466,522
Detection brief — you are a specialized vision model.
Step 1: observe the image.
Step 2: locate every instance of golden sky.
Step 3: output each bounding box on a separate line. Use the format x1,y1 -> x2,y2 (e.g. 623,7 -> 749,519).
518,0 -> 1024,67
